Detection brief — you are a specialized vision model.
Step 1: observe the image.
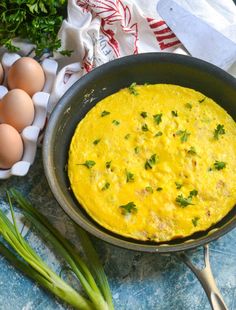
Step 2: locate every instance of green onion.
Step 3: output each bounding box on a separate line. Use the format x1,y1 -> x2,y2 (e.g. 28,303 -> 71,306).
5,189 -> 114,310
0,192 -> 92,309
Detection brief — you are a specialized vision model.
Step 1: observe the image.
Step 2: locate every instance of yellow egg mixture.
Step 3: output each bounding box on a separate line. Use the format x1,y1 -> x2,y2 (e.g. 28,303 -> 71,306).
68,84 -> 236,242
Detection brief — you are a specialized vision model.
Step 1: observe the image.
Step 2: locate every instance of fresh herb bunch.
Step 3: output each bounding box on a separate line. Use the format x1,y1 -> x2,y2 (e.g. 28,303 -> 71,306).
0,0 -> 71,57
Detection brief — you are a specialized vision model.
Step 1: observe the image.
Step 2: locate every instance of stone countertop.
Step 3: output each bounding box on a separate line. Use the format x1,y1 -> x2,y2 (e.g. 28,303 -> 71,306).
0,152 -> 235,310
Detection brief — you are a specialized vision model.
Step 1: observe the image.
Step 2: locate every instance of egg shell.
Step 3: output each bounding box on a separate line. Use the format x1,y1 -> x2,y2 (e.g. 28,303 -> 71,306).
0,124 -> 24,169
1,89 -> 35,132
0,53 -> 58,179
7,57 -> 45,96
0,100 -> 3,120
0,63 -> 3,84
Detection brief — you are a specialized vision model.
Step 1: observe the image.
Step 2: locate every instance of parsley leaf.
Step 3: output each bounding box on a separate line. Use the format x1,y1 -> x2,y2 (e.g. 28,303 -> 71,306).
176,189 -> 198,207
101,110 -> 110,117
192,216 -> 200,227
145,154 -> 158,170
105,161 -> 111,169
0,1 -> 69,56
189,189 -> 198,197
120,202 -> 137,215
124,134 -> 130,140
134,146 -> 140,154
126,171 -> 135,183
140,112 -> 147,118
175,182 -> 182,189
102,182 -> 110,191
199,97 -> 206,103
171,110 -> 178,117
176,194 -> 193,207
145,186 -> 153,193
128,83 -> 138,96
153,113 -> 163,125
185,103 -> 192,110
93,139 -> 101,145
141,124 -> 149,132
156,187 -> 163,192
187,146 -> 197,155
112,120 -> 120,126
214,161 -> 226,170
176,130 -> 191,142
79,160 -> 96,169
154,131 -> 163,137
214,124 -> 225,140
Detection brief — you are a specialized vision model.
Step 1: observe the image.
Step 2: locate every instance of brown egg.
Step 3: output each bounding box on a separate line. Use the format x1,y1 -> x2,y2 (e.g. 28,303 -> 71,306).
7,57 -> 45,96
0,62 -> 3,84
1,89 -> 35,132
0,100 -> 3,120
0,124 -> 23,169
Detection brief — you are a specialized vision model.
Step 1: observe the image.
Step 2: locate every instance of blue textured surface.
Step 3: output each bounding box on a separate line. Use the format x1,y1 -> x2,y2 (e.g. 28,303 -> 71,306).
0,152 -> 235,310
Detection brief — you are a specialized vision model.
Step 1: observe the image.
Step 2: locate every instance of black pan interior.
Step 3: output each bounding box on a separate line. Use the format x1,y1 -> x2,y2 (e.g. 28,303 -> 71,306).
43,53 -> 236,253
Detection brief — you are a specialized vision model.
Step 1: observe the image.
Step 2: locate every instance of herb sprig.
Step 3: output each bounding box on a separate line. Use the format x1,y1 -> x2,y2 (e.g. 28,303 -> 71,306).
176,130 -> 191,142
187,146 -> 197,155
140,112 -> 147,118
0,1 -> 71,57
128,83 -> 138,96
153,114 -> 162,125
119,202 -> 137,215
126,171 -> 135,183
145,154 -> 158,170
214,161 -> 226,170
214,124 -> 225,140
192,216 -> 200,227
101,111 -> 110,117
176,189 -> 198,207
171,110 -> 178,117
79,160 -> 96,169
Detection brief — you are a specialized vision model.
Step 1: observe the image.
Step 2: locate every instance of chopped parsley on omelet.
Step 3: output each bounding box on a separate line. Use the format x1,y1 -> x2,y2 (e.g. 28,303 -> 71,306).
68,84 -> 236,242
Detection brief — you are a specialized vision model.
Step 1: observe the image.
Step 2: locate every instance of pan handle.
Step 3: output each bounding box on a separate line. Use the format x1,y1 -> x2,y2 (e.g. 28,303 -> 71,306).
178,245 -> 228,310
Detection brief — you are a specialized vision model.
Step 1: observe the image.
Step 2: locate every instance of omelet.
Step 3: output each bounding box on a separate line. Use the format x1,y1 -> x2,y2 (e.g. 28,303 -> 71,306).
68,84 -> 236,242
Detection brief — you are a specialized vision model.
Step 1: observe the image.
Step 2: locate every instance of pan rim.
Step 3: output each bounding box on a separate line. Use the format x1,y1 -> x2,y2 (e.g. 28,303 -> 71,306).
43,52 -> 236,253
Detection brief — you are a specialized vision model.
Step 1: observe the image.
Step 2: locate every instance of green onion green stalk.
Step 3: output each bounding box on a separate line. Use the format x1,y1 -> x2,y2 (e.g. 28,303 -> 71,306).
0,189 -> 114,310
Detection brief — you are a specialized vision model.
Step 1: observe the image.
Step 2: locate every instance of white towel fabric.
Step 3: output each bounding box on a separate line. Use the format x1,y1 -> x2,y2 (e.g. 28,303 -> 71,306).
48,0 -> 236,111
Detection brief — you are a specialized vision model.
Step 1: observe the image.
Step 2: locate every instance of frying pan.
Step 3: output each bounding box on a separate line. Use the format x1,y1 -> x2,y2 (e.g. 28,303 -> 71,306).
43,53 -> 236,310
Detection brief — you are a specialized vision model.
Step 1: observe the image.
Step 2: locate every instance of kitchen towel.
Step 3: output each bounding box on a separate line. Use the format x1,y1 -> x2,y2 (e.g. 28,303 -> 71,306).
49,0 -> 236,111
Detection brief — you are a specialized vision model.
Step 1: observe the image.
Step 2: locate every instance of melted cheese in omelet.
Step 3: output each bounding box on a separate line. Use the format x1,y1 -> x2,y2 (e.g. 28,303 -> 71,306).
68,84 -> 236,242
